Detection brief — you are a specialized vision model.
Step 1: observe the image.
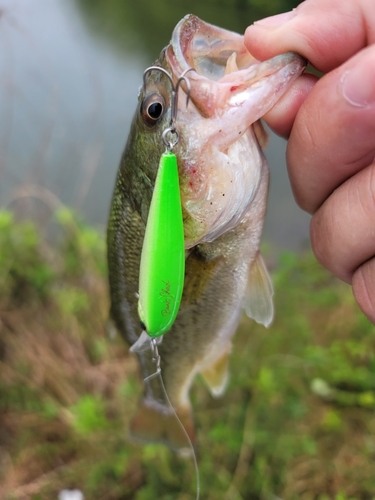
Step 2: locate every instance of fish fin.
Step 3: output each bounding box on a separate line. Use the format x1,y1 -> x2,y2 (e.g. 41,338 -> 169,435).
225,52 -> 239,74
244,252 -> 274,327
130,399 -> 195,452
130,330 -> 163,353
253,120 -> 269,149
200,349 -> 231,398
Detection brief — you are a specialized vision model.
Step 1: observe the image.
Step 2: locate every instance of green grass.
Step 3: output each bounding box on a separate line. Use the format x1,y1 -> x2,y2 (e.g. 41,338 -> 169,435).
0,209 -> 374,499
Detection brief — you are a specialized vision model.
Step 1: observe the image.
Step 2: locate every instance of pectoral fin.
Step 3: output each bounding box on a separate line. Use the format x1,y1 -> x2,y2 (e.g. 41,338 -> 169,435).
244,252 -> 274,327
201,349 -> 231,398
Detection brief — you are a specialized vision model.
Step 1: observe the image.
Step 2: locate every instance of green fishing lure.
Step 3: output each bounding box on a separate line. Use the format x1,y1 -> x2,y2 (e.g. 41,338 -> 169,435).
137,66 -> 192,339
138,151 -> 185,337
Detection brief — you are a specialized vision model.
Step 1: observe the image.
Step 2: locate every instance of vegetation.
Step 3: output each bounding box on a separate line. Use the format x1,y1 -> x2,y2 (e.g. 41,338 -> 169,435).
1,209 -> 375,499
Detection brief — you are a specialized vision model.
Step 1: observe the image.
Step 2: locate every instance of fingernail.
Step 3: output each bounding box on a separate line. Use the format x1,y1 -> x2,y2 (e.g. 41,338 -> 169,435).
253,10 -> 296,28
341,66 -> 375,107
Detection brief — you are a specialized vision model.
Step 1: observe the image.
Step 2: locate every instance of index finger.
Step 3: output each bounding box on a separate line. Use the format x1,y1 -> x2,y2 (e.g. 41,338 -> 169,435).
244,0 -> 375,73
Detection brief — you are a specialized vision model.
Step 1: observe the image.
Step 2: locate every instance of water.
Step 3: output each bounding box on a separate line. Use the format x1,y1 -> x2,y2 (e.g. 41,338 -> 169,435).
0,0 -> 310,252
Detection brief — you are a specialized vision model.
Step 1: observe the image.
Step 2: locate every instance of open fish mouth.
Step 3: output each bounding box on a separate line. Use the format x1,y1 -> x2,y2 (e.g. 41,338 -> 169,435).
166,14 -> 306,120
169,14 -> 256,82
161,15 -> 306,247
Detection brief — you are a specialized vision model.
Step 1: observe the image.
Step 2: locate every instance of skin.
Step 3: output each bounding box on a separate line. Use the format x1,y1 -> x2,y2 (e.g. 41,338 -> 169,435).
244,0 -> 375,324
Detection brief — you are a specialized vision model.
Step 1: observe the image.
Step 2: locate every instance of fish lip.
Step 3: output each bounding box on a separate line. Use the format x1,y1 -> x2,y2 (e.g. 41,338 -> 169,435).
166,14 -> 306,102
166,14 -> 307,78
167,14 -> 247,76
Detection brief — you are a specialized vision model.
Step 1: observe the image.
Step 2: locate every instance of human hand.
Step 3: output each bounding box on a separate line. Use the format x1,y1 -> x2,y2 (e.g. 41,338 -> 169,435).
245,0 -> 375,324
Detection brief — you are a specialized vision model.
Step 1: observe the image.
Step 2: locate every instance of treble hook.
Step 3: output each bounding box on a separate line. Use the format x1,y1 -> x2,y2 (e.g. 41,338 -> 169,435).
142,66 -> 194,150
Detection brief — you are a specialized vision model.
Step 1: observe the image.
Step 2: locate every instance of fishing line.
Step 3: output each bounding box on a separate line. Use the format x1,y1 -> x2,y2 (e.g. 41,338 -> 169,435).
146,338 -> 201,500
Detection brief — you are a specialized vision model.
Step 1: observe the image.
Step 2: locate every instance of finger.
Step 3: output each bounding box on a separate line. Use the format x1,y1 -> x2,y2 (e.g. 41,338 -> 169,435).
244,0 -> 375,73
352,259 -> 375,324
286,45 -> 375,213
310,162 -> 375,284
262,73 -> 317,138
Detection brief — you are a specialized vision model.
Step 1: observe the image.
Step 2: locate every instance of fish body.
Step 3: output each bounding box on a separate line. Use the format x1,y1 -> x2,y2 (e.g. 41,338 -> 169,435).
107,15 -> 305,449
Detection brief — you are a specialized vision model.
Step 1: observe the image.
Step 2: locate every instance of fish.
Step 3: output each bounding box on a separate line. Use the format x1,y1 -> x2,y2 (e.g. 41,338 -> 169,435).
107,14 -> 305,450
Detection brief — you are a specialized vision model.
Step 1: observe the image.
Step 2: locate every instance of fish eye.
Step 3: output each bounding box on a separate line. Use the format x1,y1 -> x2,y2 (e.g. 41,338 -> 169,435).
141,94 -> 166,127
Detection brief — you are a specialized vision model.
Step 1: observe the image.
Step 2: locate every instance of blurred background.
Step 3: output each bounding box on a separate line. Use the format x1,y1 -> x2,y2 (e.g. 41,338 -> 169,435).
1,1 -> 375,500
0,0 -> 310,253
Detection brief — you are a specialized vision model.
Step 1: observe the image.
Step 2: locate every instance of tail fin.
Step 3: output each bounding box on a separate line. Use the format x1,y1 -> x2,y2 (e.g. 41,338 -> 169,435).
130,399 -> 195,452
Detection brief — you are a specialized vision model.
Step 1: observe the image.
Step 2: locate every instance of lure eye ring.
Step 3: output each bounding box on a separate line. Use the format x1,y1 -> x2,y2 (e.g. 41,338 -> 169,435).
162,127 -> 179,150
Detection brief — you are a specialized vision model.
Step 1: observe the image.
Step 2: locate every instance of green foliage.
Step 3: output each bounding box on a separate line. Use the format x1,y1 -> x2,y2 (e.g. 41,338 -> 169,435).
55,207 -> 107,277
55,286 -> 90,316
0,383 -> 45,412
70,395 -> 109,434
0,208 -> 106,309
0,210 -> 55,303
1,215 -> 375,499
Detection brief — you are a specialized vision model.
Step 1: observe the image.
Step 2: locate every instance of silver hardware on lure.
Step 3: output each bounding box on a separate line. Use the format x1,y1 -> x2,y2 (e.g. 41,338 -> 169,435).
142,66 -> 193,150
143,337 -> 161,382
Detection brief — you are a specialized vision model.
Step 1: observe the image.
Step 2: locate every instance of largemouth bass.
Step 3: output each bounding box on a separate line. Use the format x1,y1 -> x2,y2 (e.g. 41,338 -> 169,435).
107,14 -> 305,450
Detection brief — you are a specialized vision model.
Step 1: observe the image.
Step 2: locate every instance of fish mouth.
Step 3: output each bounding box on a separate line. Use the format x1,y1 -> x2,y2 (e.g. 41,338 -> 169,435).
166,14 -> 306,120
168,14 -> 255,82
164,15 -> 306,247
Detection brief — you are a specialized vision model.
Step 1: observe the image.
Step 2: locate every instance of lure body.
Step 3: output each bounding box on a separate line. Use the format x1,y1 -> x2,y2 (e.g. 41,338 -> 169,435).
138,151 -> 185,337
